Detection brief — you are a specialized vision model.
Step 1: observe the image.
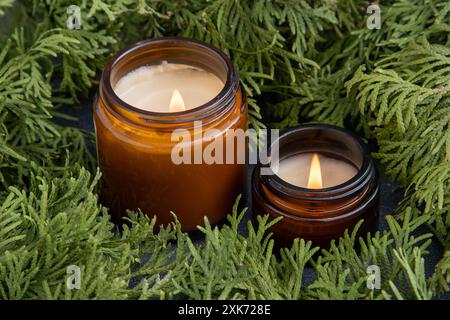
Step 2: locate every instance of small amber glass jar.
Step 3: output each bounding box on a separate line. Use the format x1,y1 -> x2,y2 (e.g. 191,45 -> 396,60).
94,38 -> 247,231
252,125 -> 379,248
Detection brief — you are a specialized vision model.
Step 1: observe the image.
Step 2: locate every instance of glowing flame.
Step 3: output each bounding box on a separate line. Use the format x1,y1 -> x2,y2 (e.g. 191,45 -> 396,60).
307,153 -> 323,189
169,89 -> 186,112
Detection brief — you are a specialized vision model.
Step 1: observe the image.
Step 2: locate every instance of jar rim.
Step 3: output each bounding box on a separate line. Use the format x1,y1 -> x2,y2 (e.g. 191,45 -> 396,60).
100,37 -> 239,125
260,124 -> 375,201
252,165 -> 380,222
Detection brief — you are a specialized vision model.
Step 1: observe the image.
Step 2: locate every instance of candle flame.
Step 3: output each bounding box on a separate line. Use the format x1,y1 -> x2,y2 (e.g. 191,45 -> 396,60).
169,89 -> 186,112
307,153 -> 323,189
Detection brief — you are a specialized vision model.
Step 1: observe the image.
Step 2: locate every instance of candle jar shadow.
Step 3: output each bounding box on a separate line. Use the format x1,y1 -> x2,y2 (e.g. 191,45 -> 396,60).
94,38 -> 247,231
252,125 -> 380,249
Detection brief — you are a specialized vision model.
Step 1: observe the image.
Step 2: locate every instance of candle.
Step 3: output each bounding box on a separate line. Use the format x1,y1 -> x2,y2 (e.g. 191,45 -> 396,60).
94,38 -> 247,231
276,153 -> 358,189
113,62 -> 224,112
252,125 -> 379,248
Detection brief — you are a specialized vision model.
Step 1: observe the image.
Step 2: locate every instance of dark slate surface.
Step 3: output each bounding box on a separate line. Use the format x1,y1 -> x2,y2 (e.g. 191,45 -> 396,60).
57,97 -> 449,299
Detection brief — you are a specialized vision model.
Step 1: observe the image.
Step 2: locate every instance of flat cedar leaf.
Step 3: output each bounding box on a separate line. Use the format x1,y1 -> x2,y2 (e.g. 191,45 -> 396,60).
0,0 -> 449,300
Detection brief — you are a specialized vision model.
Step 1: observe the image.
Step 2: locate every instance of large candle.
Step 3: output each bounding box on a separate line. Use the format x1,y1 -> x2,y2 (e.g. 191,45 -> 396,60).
276,153 -> 358,189
113,62 -> 224,112
95,38 -> 247,232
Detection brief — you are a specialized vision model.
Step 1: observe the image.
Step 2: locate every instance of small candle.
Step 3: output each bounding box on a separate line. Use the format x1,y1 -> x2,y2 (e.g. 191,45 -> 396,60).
113,62 -> 224,112
252,124 -> 379,248
276,153 -> 358,189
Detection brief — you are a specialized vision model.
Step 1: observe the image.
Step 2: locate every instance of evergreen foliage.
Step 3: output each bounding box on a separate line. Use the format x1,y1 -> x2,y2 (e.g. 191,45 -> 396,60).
0,0 -> 449,299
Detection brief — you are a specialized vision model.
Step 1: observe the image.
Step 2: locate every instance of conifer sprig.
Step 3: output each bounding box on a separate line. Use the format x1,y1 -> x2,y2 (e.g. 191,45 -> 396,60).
0,0 -> 449,299
0,170 -> 441,299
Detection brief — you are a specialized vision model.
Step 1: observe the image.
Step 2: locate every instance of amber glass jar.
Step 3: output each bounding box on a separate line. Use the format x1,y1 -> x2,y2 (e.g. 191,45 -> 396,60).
252,125 -> 379,248
94,38 -> 247,231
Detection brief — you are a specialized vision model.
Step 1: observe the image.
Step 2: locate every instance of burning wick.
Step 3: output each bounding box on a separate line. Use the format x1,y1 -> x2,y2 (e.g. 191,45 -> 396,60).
169,89 -> 186,112
307,153 -> 323,189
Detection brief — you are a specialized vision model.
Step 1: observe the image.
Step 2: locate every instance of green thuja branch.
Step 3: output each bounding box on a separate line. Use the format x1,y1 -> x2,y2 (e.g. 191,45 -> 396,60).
308,209 -> 433,299
430,250 -> 450,295
268,0 -> 449,132
0,0 -> 13,16
344,38 -> 449,293
0,0 -> 449,299
0,28 -> 94,190
382,247 -> 433,300
345,41 -> 449,249
13,0 -> 354,130
0,168 -> 188,299
269,62 -> 368,131
346,41 -> 449,133
0,170 -> 440,299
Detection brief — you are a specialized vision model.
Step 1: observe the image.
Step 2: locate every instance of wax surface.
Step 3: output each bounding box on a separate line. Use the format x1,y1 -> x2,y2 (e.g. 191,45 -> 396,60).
113,62 -> 224,112
276,153 -> 358,188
